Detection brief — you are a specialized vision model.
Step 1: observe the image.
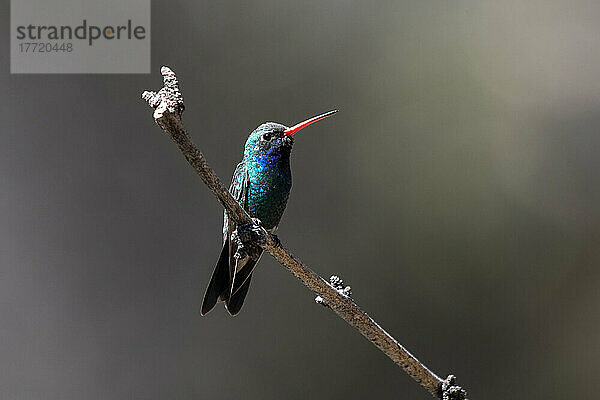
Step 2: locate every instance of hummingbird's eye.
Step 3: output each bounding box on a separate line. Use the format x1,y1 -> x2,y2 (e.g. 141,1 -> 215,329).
262,132 -> 272,141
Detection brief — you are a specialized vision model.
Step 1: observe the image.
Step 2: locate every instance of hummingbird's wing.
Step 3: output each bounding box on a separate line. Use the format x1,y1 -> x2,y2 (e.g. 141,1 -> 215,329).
223,162 -> 250,301
200,236 -> 231,315
201,162 -> 250,316
224,162 -> 264,315
222,161 -> 250,243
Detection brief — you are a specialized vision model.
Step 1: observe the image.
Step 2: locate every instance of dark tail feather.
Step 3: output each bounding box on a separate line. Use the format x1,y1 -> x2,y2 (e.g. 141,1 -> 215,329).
226,274 -> 252,316
230,255 -> 259,297
201,238 -> 230,316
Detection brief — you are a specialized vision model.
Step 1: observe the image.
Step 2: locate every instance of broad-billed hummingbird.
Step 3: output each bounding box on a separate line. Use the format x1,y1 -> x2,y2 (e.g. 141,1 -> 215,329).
201,110 -> 338,316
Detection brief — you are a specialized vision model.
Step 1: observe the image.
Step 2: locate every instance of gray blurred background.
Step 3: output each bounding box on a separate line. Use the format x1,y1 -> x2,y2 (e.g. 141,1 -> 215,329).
2,1 -> 599,399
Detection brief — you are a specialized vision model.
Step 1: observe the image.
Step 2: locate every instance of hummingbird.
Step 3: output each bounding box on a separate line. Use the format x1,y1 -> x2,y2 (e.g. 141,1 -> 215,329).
201,109 -> 338,316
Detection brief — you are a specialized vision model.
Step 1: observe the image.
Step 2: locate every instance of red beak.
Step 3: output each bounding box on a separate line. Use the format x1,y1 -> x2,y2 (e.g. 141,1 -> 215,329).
283,109 -> 338,137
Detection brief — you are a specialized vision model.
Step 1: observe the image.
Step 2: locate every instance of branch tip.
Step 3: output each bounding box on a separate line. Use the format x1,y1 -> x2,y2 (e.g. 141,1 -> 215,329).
142,66 -> 185,121
441,375 -> 468,400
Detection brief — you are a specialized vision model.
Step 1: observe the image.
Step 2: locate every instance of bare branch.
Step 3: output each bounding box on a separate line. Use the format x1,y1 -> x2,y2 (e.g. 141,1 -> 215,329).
142,66 -> 467,400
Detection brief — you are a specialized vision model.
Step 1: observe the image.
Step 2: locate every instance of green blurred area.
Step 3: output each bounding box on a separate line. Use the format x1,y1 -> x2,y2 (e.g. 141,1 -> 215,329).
1,1 -> 599,399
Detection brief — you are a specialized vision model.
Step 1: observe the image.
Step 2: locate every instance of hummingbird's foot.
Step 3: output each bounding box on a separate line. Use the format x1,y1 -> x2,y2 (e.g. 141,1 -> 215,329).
250,217 -> 263,230
315,275 -> 353,307
269,233 -> 282,248
234,218 -> 266,247
233,218 -> 266,259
